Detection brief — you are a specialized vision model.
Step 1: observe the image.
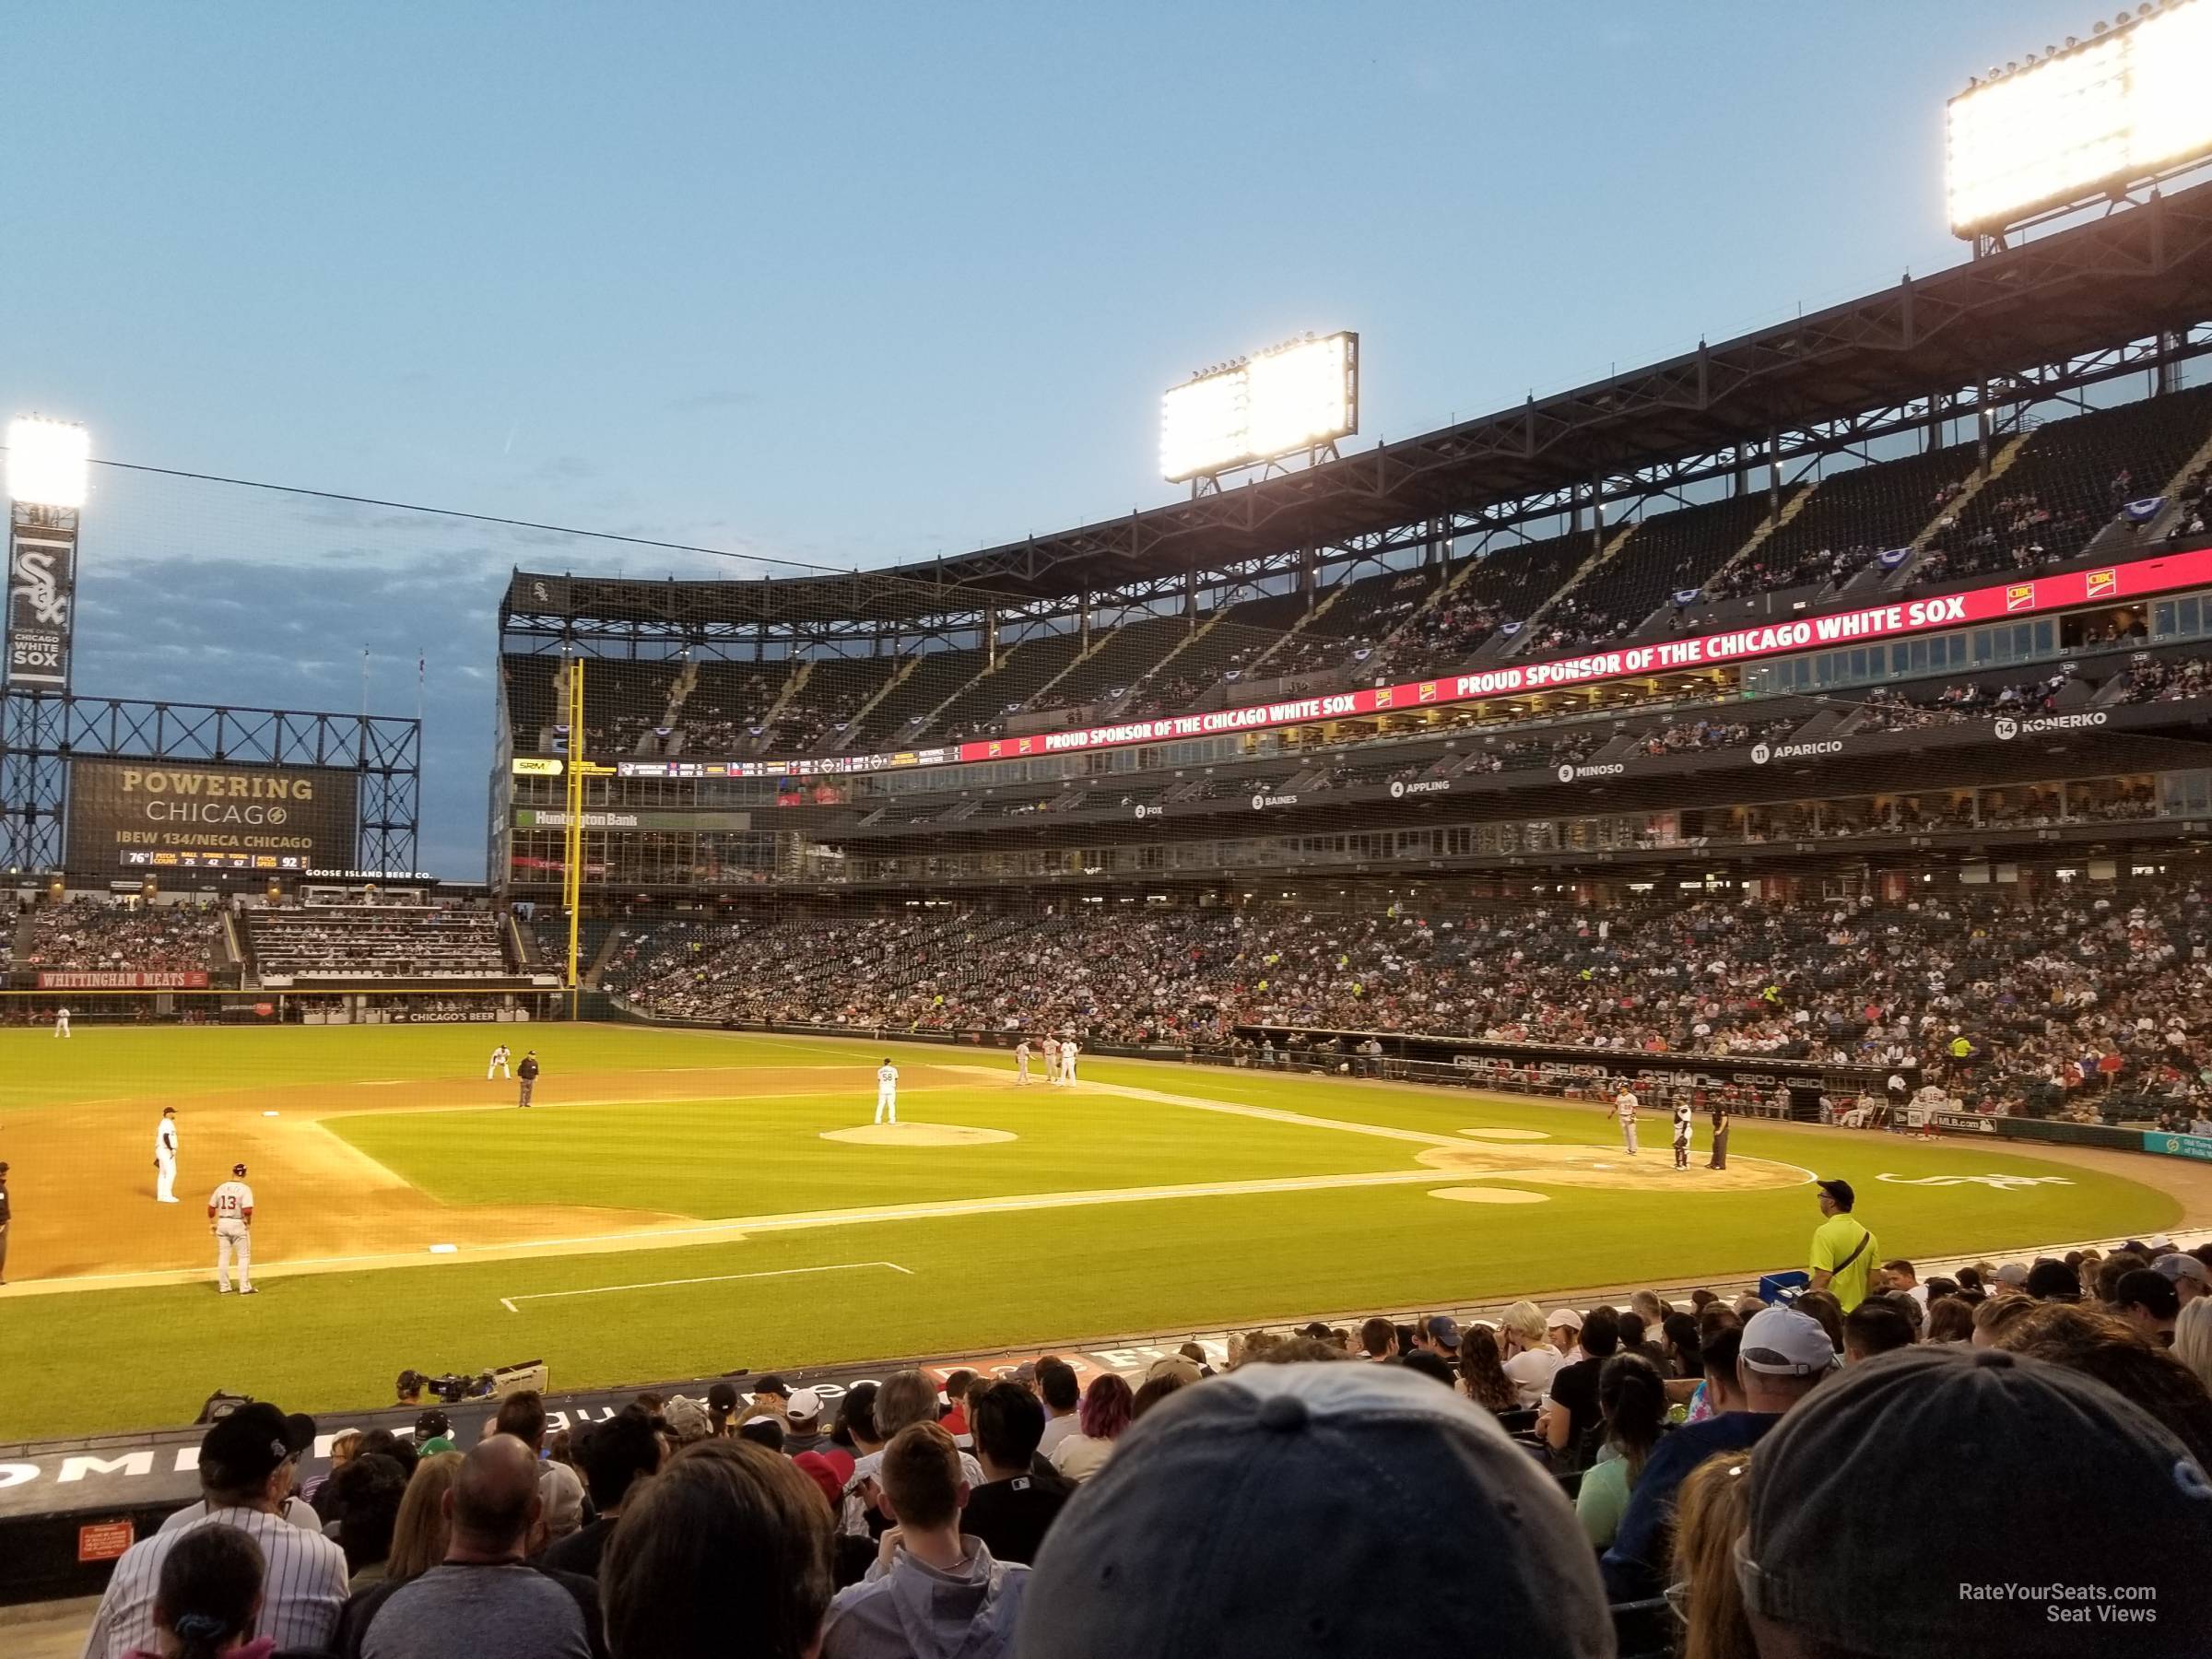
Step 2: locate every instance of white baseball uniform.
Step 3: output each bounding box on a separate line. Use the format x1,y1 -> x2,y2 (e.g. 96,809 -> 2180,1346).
155,1116 -> 179,1203
1058,1039 -> 1079,1085
488,1043 -> 511,1079
1672,1101 -> 1692,1169
1015,1041 -> 1031,1084
53,1006 -> 69,1038
874,1064 -> 899,1124
1611,1089 -> 1640,1155
1041,1037 -> 1060,1084
209,1178 -> 254,1292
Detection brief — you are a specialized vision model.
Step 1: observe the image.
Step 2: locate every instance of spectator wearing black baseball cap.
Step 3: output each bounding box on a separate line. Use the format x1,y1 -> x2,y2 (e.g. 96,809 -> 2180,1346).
1807,1179 -> 1877,1312
2115,1268 -> 2183,1346
2024,1258 -> 2083,1302
1603,1306 -> 1833,1602
158,1408 -> 322,1535
1017,1361 -> 1610,1659
705,1381 -> 741,1439
84,1403 -> 348,1658
1735,1346 -> 2212,1657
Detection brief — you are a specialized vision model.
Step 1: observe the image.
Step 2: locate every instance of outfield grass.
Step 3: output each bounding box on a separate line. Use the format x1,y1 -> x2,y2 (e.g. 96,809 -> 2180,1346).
0,1023 -> 2181,1441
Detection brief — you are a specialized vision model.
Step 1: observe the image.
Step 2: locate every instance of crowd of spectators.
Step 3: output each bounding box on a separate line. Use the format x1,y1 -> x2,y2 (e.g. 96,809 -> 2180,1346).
21,898 -> 219,973
1852,670 -> 2077,733
77,1216 -> 2212,1659
601,877 -> 2212,1122
1912,486 -> 2104,585
1510,595 -> 1623,658
2120,655 -> 2212,704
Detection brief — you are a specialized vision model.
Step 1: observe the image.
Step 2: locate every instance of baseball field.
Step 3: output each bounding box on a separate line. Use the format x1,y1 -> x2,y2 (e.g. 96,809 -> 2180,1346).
0,1021 -> 2192,1442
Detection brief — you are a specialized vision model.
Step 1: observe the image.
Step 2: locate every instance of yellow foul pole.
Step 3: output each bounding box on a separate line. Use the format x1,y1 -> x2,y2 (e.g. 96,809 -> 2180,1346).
564,659 -> 585,1019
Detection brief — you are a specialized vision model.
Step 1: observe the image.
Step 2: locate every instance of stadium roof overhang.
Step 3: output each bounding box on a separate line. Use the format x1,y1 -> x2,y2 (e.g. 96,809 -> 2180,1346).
505,179 -> 2212,635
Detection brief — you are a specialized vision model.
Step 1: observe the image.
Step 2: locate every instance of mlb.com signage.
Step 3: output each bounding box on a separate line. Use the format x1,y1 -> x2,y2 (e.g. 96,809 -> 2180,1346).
942,549 -> 2212,769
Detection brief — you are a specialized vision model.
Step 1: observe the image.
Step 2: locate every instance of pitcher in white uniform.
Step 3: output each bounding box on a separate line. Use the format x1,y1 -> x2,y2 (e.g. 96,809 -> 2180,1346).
155,1107 -> 179,1203
1058,1037 -> 1079,1086
874,1059 -> 899,1124
1608,1088 -> 1640,1156
209,1162 -> 255,1294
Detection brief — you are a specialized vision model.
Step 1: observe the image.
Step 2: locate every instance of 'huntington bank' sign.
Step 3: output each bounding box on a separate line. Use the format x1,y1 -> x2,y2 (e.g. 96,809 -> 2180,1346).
6,527 -> 76,689
65,759 -> 360,877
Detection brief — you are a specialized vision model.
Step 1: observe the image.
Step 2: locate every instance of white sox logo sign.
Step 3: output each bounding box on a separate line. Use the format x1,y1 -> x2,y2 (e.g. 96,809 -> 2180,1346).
6,534 -> 75,688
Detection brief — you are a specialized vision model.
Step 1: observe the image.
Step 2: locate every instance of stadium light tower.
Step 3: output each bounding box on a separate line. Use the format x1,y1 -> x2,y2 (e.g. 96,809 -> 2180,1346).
1947,0 -> 2212,253
1161,332 -> 1359,497
4,415 -> 88,691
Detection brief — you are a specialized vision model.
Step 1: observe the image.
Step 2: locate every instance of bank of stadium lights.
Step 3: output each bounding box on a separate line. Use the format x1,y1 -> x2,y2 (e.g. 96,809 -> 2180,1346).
5,416 -> 91,511
1160,332 -> 1358,485
1946,0 -> 2212,238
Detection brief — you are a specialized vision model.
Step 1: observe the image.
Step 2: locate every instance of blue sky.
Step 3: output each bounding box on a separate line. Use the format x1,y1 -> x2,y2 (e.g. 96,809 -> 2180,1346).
1,2 -> 2104,875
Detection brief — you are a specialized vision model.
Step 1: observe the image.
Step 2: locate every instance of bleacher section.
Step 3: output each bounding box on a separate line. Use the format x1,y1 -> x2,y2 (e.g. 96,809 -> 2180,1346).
582,660 -> 683,755
245,905 -> 525,985
1125,590 -> 1312,714
501,655 -> 559,750
678,661 -> 791,755
760,655 -> 901,756
1018,616 -> 1189,720
842,645 -> 988,747
1378,531 -> 1591,678
19,900 -> 219,974
925,632 -> 1086,741
1916,383 -> 2212,585
1710,440 -> 1981,601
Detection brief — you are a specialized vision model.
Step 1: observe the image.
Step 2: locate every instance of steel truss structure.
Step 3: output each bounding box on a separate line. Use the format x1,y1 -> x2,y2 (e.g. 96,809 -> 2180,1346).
0,691 -> 420,877
500,180 -> 2212,667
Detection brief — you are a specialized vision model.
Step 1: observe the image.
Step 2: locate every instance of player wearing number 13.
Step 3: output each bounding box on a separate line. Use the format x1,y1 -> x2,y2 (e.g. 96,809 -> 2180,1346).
210,1163 -> 256,1295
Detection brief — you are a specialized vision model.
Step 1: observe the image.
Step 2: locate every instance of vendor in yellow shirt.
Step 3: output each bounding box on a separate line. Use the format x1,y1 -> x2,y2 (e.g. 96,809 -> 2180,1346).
1807,1178 -> 1877,1312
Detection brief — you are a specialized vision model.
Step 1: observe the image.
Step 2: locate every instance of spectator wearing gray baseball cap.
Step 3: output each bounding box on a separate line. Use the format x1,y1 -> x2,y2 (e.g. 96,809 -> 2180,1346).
1734,1345 -> 2212,1657
1602,1306 -> 1834,1602
1015,1361 -> 1612,1659
2153,1253 -> 2209,1308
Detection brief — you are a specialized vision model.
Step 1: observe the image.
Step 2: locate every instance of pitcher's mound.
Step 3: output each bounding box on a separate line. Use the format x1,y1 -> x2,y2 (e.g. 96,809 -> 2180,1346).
820,1123 -> 1017,1147
1430,1186 -> 1550,1205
